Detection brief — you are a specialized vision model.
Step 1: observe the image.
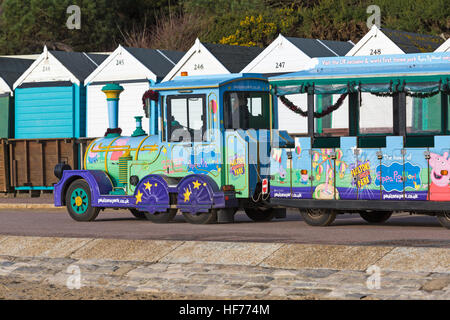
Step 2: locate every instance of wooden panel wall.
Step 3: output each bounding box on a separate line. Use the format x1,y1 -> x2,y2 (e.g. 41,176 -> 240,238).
0,138 -> 96,191
0,140 -> 9,192
8,139 -> 77,188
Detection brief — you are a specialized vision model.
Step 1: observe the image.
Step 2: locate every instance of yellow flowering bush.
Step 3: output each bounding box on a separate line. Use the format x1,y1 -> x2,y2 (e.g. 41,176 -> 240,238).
219,8 -> 297,47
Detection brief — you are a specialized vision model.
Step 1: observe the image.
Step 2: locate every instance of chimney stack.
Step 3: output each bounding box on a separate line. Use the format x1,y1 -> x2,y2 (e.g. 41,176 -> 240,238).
102,83 -> 124,137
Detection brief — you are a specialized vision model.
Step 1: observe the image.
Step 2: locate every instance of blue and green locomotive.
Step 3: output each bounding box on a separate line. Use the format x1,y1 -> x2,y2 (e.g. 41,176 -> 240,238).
54,74 -> 290,224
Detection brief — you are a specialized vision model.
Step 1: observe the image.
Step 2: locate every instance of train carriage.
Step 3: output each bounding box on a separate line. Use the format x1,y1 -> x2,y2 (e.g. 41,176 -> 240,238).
269,52 -> 450,228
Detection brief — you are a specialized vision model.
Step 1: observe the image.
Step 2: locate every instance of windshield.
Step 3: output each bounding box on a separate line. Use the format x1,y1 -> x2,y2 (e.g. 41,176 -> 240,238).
224,91 -> 270,130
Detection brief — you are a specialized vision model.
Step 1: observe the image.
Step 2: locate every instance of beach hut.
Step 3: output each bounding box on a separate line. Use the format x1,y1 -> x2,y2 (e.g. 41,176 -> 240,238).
0,57 -> 34,138
84,45 -> 184,137
347,25 -> 444,56
241,34 -> 354,135
162,38 -> 263,82
12,46 -> 108,139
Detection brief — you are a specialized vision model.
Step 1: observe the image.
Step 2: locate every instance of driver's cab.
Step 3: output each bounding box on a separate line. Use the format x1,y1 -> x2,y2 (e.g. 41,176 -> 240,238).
148,73 -> 282,199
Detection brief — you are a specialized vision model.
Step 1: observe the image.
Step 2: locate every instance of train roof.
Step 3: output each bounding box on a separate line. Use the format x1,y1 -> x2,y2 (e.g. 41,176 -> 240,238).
269,52 -> 450,87
151,73 -> 268,91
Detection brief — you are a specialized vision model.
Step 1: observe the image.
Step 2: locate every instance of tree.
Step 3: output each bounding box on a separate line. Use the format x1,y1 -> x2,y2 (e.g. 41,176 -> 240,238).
0,0 -> 179,54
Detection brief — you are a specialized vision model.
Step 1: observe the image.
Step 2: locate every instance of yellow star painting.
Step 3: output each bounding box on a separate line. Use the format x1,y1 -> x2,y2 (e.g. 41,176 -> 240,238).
144,181 -> 152,191
183,188 -> 191,202
135,190 -> 143,204
192,180 -> 201,189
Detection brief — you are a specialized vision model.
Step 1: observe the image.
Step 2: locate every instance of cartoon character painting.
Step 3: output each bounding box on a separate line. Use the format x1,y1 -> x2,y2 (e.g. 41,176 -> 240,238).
295,170 -> 309,185
428,152 -> 450,201
110,138 -> 130,161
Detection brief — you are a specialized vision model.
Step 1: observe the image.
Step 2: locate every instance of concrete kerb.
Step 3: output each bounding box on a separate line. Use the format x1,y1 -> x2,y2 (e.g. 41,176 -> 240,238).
0,235 -> 449,273
0,236 -> 93,258
0,204 -> 63,210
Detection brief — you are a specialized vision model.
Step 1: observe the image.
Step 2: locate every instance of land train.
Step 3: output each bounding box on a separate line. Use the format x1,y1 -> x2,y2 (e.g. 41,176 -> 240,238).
54,52 -> 450,229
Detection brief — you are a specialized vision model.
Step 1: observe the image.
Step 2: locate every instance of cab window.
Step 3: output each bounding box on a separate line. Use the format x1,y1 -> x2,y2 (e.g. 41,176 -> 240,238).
224,91 -> 270,130
167,95 -> 206,142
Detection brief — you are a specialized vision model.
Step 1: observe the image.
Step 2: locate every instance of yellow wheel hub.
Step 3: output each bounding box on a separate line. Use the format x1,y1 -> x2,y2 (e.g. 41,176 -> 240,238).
75,196 -> 83,207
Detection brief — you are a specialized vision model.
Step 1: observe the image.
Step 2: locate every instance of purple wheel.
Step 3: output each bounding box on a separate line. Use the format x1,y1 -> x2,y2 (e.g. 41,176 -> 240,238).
177,175 -> 219,224
134,175 -> 177,223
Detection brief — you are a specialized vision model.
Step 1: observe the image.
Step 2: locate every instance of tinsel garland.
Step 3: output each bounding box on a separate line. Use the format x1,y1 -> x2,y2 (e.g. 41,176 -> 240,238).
142,90 -> 159,117
279,93 -> 348,118
370,91 -> 443,98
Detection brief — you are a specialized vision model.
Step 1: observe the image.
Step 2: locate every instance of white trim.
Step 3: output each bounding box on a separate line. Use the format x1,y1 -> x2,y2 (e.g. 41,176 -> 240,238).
316,39 -> 339,56
156,49 -> 176,65
0,54 -> 39,59
13,46 -> 81,89
435,38 -> 450,52
162,38 -> 230,82
82,52 -> 100,67
84,45 -> 157,85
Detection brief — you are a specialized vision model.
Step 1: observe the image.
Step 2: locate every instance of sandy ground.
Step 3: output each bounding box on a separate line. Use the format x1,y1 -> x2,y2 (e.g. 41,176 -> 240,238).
0,276 -> 317,300
0,276 -> 221,300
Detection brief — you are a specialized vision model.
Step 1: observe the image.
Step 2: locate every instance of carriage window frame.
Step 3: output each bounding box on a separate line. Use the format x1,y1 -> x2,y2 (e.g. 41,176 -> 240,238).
166,94 -> 207,142
223,91 -> 271,130
405,93 -> 443,136
357,91 -> 395,137
446,93 -> 450,134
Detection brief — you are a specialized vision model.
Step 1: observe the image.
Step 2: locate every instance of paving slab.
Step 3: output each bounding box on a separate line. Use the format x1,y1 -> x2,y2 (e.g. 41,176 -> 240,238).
159,241 -> 283,266
376,247 -> 450,273
0,236 -> 8,245
70,239 -> 184,262
0,204 -> 62,209
0,236 -> 92,258
260,243 -> 394,271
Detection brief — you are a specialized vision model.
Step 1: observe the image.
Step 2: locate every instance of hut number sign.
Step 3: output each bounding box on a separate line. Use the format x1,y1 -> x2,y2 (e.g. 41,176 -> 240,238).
370,49 -> 382,55
116,59 -> 125,66
275,62 -> 286,69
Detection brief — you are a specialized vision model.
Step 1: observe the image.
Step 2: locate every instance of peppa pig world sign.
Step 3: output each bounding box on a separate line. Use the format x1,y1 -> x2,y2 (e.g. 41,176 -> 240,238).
375,162 -> 421,192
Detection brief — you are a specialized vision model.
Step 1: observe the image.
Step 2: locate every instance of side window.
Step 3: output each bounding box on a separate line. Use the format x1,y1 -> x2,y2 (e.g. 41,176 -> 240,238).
224,91 -> 270,130
188,97 -> 203,131
407,94 -> 442,134
359,94 -> 393,134
171,98 -> 188,129
167,95 -> 206,142
248,96 -> 262,116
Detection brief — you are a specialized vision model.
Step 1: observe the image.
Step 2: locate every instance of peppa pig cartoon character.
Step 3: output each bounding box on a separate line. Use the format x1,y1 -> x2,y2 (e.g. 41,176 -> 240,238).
110,138 -> 130,161
428,152 -> 450,201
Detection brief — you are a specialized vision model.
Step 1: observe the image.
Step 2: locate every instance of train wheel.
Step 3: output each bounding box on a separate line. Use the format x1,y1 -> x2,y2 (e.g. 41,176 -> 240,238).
182,209 -> 217,224
244,207 -> 274,222
177,175 -> 219,224
437,213 -> 450,229
360,211 -> 392,224
129,208 -> 147,220
300,209 -> 336,226
144,208 -> 178,223
65,180 -> 100,222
